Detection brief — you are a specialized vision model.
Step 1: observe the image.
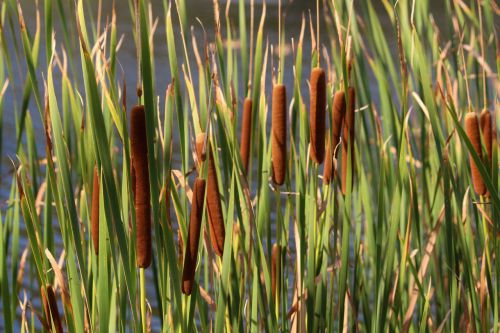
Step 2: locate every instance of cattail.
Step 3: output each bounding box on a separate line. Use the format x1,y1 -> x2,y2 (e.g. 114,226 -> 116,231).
325,91 -> 346,183
182,178 -> 206,295
271,244 -> 280,299
206,142 -> 225,256
240,98 -> 253,173
331,91 -> 346,155
272,84 -> 287,185
465,112 -> 487,196
309,67 -> 327,164
341,87 -> 355,195
40,285 -> 63,333
91,165 -> 99,255
196,133 -> 206,164
480,109 -> 493,168
130,105 -> 152,268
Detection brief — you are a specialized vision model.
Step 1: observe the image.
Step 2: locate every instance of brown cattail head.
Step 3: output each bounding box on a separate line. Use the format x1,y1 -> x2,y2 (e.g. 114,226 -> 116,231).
465,112 -> 487,196
40,285 -> 63,333
206,142 -> 225,256
196,132 -> 206,164
331,91 -> 346,154
130,105 -> 152,268
271,244 -> 280,300
91,166 -> 100,255
309,67 -> 327,164
240,98 -> 253,173
182,178 -> 206,295
272,84 -> 287,185
323,135 -> 333,184
341,87 -> 355,195
480,109 -> 493,169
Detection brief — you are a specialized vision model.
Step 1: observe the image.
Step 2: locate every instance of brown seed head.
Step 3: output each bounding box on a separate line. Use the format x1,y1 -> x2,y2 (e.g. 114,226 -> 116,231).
272,84 -> 287,185
480,109 -> 493,168
206,143 -> 225,256
271,244 -> 280,299
465,112 -> 487,196
130,105 -> 152,268
91,166 -> 99,255
40,285 -> 63,333
309,67 -> 327,164
341,87 -> 355,195
331,91 -> 346,153
182,178 -> 206,295
240,98 -> 253,173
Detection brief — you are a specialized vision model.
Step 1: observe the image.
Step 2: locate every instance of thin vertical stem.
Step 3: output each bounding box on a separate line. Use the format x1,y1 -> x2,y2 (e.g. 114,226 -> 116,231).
140,268 -> 147,333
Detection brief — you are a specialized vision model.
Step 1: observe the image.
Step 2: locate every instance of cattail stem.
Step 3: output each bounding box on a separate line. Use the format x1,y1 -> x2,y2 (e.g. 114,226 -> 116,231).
131,105 -> 152,268
196,133 -> 206,165
91,165 -> 99,255
206,142 -> 225,256
310,67 -> 326,164
240,98 -> 253,173
41,285 -> 63,333
323,135 -> 333,184
272,84 -> 287,185
465,112 -> 487,195
182,178 -> 205,295
140,268 -> 147,333
341,87 -> 355,195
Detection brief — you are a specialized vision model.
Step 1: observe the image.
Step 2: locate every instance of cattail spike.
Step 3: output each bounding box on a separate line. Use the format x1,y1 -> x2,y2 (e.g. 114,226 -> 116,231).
327,91 -> 346,183
206,142 -> 225,256
309,67 -> 326,164
331,91 -> 346,154
91,165 -> 99,255
272,84 -> 287,185
41,285 -> 63,333
341,87 -> 355,195
480,109 -> 493,168
130,105 -> 152,268
240,98 -> 253,173
182,178 -> 206,295
465,112 -> 487,196
271,244 -> 280,300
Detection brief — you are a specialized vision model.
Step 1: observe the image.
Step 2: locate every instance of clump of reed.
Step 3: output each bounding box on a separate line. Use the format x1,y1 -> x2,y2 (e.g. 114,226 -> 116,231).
465,112 -> 487,196
182,178 -> 205,295
240,98 -> 253,173
324,91 -> 346,184
130,105 -> 152,268
309,67 -> 326,164
341,87 -> 355,194
91,165 -> 99,254
272,84 -> 287,185
40,285 -> 63,333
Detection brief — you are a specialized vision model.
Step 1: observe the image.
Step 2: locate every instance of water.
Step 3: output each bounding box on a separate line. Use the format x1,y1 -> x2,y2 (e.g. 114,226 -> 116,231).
0,1 -> 450,330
